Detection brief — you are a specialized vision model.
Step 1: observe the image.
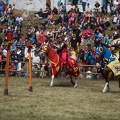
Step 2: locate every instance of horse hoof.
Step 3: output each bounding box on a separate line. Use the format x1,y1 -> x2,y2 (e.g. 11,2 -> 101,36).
74,84 -> 77,88
102,90 -> 107,93
102,89 -> 110,93
50,84 -> 53,87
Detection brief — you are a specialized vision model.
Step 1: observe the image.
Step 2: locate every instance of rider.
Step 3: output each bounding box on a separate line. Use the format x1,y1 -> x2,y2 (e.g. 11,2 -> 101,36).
57,41 -> 68,65
101,42 -> 120,62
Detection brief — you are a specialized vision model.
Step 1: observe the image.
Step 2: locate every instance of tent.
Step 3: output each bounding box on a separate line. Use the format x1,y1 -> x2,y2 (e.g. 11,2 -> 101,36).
8,0 -> 46,11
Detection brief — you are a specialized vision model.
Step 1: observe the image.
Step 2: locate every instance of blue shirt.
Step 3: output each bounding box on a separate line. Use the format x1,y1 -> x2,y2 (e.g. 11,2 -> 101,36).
85,53 -> 95,65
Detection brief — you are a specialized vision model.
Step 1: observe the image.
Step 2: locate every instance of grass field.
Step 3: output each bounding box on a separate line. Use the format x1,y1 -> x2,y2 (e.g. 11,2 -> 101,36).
0,76 -> 120,120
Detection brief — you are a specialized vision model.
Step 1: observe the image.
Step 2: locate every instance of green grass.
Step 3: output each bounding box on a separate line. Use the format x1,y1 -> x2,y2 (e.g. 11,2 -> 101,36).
0,77 -> 120,120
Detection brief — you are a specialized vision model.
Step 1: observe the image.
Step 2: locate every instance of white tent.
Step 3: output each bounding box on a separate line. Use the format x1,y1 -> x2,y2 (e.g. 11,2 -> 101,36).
8,0 -> 46,11
7,0 -> 114,13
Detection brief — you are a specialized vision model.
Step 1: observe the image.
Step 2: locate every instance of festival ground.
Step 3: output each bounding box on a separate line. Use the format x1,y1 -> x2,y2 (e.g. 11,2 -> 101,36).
0,77 -> 120,120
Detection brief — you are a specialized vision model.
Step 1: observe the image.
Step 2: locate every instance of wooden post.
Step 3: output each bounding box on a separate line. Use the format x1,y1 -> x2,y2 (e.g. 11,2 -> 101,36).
28,48 -> 33,92
4,46 -> 10,95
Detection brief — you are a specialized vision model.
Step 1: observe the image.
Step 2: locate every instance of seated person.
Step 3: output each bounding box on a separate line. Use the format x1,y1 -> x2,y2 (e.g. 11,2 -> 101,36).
16,14 -> 23,26
34,8 -> 43,19
84,26 -> 94,38
103,34 -> 110,44
103,15 -> 110,28
69,14 -> 75,23
32,53 -> 40,66
69,47 -> 77,61
9,62 -> 16,76
101,4 -> 107,14
52,7 -> 58,14
86,67 -> 93,79
32,64 -> 39,77
42,8 -> 50,18
26,19 -> 32,29
43,12 -> 53,26
94,1 -> 100,12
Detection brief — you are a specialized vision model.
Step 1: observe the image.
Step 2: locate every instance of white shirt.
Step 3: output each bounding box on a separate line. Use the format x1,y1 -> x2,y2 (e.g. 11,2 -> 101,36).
86,70 -> 92,79
32,56 -> 40,64
16,16 -> 23,22
82,0 -> 88,2
113,0 -> 119,5
3,49 -> 7,56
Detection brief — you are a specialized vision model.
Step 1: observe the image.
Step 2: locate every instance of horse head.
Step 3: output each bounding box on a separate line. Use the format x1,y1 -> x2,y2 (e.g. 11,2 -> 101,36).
96,44 -> 107,59
41,42 -> 49,54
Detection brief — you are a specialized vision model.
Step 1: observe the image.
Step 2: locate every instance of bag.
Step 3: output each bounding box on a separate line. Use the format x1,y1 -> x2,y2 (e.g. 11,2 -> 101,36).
57,1 -> 62,6
0,55 -> 2,62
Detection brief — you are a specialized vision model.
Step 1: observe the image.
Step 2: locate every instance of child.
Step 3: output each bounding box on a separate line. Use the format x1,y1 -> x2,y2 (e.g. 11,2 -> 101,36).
86,67 -> 93,79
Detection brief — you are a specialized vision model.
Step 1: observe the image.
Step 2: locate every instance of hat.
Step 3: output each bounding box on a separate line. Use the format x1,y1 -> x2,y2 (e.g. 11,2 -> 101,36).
88,67 -> 91,71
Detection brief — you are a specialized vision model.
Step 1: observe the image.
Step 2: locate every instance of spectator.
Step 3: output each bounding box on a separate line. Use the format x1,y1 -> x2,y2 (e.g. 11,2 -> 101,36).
16,47 -> 23,75
108,0 -> 113,11
113,10 -> 119,23
84,50 -> 95,65
60,5 -> 66,17
10,42 -> 16,52
75,5 -> 79,13
103,34 -> 110,44
103,15 -> 110,28
84,26 -> 94,38
0,1 -> 4,15
78,46 -> 85,63
113,0 -> 119,8
72,0 -> 78,6
86,67 -> 93,79
70,34 -> 79,51
26,19 -> 32,29
101,3 -> 107,14
6,4 -> 13,14
9,62 -> 16,76
94,1 -> 100,13
82,0 -> 87,12
32,64 -> 39,77
34,8 -> 43,19
32,53 -> 40,65
69,47 -> 77,61
43,12 -> 53,27
57,0 -> 62,13
16,14 -> 23,27
52,7 -> 58,14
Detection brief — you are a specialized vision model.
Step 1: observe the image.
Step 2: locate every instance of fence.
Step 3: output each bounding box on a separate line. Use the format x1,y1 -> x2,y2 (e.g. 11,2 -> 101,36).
0,60 -> 47,78
0,60 -> 102,79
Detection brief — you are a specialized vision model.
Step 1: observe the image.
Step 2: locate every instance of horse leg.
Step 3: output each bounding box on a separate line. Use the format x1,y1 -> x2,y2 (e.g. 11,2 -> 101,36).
70,75 -> 77,87
74,77 -> 78,88
102,71 -> 113,93
102,82 -> 110,93
118,78 -> 120,88
50,75 -> 54,86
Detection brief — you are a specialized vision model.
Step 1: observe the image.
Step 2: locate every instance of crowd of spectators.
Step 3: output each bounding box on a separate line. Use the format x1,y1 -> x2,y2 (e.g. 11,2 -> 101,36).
0,0 -> 120,79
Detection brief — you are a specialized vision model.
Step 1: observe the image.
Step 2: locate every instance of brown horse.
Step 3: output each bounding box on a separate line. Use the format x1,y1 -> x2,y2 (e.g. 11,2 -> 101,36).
96,43 -> 120,93
41,42 -> 80,87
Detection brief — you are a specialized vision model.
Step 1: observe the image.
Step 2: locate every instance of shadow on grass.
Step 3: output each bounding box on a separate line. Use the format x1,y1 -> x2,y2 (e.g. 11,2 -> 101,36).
110,91 -> 120,94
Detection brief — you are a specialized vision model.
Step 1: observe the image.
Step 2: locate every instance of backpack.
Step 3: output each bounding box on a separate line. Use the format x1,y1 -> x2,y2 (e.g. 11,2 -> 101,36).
57,1 -> 62,6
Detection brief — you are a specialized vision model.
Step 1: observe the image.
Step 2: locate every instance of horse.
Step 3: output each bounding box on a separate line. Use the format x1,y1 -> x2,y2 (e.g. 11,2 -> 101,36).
41,42 -> 80,87
96,43 -> 120,93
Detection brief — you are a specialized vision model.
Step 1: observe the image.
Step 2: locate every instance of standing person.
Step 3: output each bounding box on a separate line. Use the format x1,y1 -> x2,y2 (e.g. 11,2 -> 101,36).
72,0 -> 78,6
82,0 -> 88,12
57,0 -> 62,14
108,0 -> 113,10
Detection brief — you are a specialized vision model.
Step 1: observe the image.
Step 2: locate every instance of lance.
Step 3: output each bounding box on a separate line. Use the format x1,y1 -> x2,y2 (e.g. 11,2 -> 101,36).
118,51 -> 120,62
